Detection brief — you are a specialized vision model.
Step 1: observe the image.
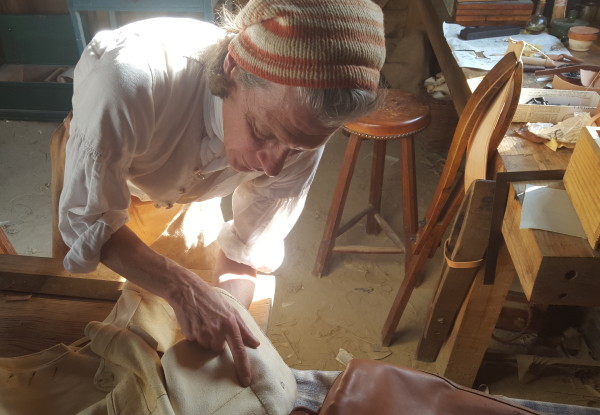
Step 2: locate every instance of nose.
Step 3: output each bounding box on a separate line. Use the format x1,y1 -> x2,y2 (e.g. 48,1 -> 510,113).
257,146 -> 290,177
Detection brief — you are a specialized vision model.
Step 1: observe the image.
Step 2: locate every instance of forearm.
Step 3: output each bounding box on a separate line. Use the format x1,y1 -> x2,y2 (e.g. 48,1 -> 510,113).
100,225 -> 204,303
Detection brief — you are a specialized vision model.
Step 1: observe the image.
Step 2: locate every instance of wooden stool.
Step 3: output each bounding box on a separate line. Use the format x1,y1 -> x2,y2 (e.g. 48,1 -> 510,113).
313,89 -> 431,277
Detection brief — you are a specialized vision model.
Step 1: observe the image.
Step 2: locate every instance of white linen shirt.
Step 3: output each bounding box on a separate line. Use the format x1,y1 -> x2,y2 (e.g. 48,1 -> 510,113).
59,18 -> 323,274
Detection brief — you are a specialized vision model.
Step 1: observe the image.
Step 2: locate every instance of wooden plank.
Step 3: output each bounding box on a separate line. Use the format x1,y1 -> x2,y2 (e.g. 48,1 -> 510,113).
0,268 -> 273,357
417,180 -> 496,362
0,255 -> 124,301
0,289 -> 272,358
0,0 -> 67,14
0,229 -> 17,255
435,243 -> 515,387
502,185 -> 600,306
0,292 -> 114,357
50,115 -> 70,260
564,127 -> 600,249
457,0 -> 530,2
455,9 -> 533,16
455,0 -> 533,9
333,245 -> 404,254
497,136 -> 600,307
454,19 -> 529,26
249,298 -> 272,334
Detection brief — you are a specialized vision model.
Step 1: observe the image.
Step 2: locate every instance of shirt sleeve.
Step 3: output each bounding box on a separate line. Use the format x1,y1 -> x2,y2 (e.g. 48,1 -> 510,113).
59,37 -> 155,273
217,147 -> 324,273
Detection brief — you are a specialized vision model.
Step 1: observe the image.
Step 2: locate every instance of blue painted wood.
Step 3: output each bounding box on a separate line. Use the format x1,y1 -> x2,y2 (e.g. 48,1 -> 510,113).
68,0 -> 217,53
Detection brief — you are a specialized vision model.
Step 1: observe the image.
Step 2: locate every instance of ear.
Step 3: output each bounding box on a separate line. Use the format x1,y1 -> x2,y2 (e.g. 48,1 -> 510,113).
223,52 -> 238,80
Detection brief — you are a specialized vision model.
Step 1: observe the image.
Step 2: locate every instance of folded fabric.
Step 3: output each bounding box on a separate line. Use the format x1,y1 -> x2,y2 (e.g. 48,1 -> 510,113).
0,283 -> 296,415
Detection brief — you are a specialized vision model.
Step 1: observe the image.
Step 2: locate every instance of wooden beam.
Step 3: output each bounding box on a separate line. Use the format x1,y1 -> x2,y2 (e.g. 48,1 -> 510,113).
0,292 -> 114,357
414,0 -> 471,115
0,255 -> 124,301
435,243 -> 515,387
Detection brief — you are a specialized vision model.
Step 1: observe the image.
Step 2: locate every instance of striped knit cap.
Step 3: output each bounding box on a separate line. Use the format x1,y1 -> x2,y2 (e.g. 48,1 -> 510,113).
227,0 -> 386,91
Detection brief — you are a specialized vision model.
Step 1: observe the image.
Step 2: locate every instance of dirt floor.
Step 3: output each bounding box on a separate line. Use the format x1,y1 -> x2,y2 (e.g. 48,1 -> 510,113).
1,94 -> 600,408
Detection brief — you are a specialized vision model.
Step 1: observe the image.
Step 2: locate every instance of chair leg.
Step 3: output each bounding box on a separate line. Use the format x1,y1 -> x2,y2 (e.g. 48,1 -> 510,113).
367,140 -> 386,234
381,238 -> 434,346
313,135 -> 363,277
400,136 -> 418,240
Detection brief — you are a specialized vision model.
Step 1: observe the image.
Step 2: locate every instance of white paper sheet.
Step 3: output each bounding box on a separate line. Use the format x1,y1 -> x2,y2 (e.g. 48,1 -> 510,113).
520,185 -> 587,238
443,23 -> 570,70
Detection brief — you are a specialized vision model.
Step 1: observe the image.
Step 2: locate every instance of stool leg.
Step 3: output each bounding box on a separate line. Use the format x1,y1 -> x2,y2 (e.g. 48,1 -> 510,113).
367,140 -> 386,234
313,135 -> 363,277
400,136 -> 418,244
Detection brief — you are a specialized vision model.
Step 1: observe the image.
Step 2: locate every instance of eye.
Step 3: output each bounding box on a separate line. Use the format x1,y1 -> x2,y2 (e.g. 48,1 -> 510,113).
246,115 -> 265,140
252,121 -> 276,142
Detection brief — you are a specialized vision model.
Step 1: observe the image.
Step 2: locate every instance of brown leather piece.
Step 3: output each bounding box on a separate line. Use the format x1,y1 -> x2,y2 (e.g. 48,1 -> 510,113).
311,360 -> 541,415
343,89 -> 431,138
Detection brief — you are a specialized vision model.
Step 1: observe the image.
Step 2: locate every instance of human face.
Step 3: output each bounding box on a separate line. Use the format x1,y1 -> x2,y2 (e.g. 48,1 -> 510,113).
222,59 -> 337,177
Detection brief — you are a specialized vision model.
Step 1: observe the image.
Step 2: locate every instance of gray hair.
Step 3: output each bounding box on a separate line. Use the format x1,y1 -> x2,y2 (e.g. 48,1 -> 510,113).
203,6 -> 383,128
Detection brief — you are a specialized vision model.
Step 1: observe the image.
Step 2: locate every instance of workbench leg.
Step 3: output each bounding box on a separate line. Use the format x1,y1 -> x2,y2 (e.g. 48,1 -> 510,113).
406,0 -> 422,33
435,242 -> 515,387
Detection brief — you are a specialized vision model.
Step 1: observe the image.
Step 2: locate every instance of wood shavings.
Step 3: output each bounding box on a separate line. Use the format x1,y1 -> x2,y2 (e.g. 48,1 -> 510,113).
336,348 -> 354,366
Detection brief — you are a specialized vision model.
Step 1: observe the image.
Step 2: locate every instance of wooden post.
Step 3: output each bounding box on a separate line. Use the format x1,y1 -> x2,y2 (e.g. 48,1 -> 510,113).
435,243 -> 516,387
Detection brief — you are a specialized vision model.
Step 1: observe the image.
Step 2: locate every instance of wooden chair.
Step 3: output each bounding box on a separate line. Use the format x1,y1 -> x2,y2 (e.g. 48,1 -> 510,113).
381,42 -> 525,346
313,90 -> 431,277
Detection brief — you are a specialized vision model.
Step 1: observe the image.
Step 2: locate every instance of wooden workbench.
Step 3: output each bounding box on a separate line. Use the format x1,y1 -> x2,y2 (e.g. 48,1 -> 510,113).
409,0 -> 600,116
434,135 -> 600,386
410,0 -> 600,386
0,253 -> 273,357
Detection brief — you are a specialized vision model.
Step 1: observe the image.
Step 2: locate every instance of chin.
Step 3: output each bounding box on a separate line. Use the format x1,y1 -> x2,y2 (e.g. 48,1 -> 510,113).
230,160 -> 254,173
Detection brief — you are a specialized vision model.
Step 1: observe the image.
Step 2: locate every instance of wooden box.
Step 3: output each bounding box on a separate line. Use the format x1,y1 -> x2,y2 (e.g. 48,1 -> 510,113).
499,136 -> 600,307
564,126 -> 600,250
452,0 -> 533,27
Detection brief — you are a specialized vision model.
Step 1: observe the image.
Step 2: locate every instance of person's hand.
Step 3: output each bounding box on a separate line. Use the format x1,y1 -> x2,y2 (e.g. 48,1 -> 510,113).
166,267 -> 260,386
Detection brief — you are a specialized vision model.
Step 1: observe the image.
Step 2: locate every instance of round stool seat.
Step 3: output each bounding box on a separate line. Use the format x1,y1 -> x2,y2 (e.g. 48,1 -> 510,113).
343,89 -> 430,140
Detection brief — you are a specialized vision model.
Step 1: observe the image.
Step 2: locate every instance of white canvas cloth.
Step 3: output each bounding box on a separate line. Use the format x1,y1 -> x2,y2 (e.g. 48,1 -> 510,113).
0,283 -> 296,415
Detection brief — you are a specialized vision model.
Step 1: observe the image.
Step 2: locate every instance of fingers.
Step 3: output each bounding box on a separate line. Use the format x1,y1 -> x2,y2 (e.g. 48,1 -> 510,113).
210,333 -> 226,353
238,315 -> 260,349
226,324 -> 252,387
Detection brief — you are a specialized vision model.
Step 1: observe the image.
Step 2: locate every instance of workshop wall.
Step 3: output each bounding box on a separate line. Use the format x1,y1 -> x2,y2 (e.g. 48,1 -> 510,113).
379,0 -> 432,94
0,0 -> 427,94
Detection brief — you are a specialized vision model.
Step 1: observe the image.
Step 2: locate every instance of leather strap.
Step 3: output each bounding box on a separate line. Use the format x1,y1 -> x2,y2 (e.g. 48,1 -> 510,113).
444,239 -> 483,269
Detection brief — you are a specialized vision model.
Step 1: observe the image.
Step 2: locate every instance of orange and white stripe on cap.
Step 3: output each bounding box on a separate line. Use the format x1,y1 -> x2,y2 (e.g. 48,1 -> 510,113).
228,0 -> 386,91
